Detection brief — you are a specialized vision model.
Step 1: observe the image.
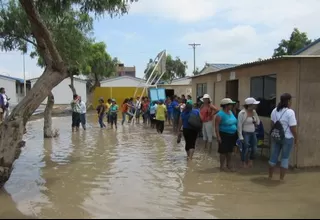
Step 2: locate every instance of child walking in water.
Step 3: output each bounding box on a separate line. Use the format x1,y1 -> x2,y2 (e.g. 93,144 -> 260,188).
110,99 -> 119,129
97,98 -> 106,128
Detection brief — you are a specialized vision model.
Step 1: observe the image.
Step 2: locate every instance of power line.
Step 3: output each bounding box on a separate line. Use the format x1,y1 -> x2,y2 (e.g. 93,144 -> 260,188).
188,43 -> 201,74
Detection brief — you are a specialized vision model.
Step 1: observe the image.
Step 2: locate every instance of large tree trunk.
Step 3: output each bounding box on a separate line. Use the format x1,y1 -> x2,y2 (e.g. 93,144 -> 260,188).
0,0 -> 68,188
69,75 -> 77,95
87,76 -> 100,108
43,92 -> 56,138
0,68 -> 67,188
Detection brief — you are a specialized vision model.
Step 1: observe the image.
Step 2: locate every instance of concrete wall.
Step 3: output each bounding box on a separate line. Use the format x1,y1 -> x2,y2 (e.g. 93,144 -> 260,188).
31,77 -> 87,105
191,58 -> 305,165
0,77 -> 17,104
158,85 -> 192,97
297,57 -> 320,167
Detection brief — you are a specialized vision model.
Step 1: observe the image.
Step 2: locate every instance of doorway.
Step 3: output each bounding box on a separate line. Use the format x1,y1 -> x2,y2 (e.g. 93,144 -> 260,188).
226,80 -> 239,101
165,89 -> 174,98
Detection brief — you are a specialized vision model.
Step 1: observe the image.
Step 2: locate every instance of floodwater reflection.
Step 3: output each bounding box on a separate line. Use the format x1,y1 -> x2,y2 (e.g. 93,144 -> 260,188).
1,115 -> 320,219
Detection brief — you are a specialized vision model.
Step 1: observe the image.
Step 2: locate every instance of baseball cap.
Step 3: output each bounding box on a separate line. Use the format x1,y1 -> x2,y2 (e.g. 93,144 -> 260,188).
220,98 -> 236,105
244,97 -> 260,105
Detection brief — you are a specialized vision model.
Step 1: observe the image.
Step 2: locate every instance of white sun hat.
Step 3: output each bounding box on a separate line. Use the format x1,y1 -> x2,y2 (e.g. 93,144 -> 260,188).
244,97 -> 260,105
200,94 -> 212,102
220,98 -> 236,105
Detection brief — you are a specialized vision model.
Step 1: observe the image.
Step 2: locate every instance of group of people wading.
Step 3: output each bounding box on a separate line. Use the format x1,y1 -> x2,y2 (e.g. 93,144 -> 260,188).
177,93 -> 298,181
70,92 -> 297,181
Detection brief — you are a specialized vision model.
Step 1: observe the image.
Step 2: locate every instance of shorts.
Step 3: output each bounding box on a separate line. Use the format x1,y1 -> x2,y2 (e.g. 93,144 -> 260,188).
269,138 -> 294,169
218,131 -> 237,154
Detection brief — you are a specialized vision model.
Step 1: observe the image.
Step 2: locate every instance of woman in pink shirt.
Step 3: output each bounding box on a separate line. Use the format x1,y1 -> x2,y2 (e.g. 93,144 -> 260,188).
200,94 -> 218,149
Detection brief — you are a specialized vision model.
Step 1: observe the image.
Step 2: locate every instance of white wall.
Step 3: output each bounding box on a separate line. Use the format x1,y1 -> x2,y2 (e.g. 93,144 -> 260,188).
31,77 -> 87,104
100,76 -> 145,87
0,77 -> 18,104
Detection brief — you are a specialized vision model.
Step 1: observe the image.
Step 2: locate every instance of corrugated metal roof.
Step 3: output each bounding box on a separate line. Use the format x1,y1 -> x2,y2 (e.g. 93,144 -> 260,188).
193,63 -> 239,78
0,74 -> 25,83
207,63 -> 238,70
294,38 -> 320,55
191,55 -> 320,79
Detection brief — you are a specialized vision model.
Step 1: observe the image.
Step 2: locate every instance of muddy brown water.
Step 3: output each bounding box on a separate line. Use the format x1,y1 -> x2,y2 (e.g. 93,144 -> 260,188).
0,115 -> 319,219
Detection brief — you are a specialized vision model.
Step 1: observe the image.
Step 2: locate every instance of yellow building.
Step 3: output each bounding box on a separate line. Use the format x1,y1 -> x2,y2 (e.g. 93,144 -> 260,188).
93,75 -> 147,108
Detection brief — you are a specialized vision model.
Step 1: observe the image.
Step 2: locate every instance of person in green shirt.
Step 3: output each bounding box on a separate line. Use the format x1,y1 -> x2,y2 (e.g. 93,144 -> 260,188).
187,95 -> 193,105
110,99 -> 119,129
70,94 -> 81,132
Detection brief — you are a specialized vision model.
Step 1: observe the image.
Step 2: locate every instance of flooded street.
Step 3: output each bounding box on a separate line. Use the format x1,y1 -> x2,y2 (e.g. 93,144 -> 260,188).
1,115 -> 320,219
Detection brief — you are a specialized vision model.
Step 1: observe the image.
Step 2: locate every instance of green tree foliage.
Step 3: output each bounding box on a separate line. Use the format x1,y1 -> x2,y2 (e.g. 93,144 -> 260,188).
84,42 -> 118,92
273,28 -> 314,57
0,0 -> 138,188
144,54 -> 187,83
0,0 -> 123,94
193,67 -> 200,75
35,0 -> 136,17
0,0 -> 92,73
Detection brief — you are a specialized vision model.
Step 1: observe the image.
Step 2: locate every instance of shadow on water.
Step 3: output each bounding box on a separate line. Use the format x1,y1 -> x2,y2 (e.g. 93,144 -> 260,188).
1,115 -> 320,219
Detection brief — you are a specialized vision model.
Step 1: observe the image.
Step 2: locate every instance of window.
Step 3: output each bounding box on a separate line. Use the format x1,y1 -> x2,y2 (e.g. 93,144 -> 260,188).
250,74 -> 276,117
196,83 -> 207,97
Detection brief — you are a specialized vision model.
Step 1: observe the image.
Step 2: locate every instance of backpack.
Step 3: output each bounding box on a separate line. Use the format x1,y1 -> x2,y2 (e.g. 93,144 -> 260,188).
270,109 -> 288,143
188,111 -> 202,131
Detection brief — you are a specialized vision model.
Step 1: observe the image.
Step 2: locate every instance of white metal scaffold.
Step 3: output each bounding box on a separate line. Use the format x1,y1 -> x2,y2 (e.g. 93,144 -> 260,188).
131,50 -> 167,123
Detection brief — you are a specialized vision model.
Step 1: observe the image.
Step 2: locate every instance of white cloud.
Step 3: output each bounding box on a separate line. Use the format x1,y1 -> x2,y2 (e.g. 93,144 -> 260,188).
130,0 -> 320,27
181,25 -> 265,65
129,0 -> 320,74
130,0 -> 220,23
1,0 -> 320,78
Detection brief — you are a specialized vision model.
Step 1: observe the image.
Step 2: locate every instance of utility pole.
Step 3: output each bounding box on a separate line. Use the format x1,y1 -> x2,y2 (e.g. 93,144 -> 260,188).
23,53 -> 26,96
188,43 -> 201,75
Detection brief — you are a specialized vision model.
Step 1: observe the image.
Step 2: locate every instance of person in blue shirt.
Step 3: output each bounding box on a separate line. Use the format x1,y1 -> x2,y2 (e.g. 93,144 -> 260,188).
166,98 -> 174,126
215,98 -> 238,172
178,103 -> 200,160
172,96 -> 180,132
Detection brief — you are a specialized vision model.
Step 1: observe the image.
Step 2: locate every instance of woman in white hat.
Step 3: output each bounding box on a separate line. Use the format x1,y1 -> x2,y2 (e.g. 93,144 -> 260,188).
200,94 -> 218,148
215,98 -> 238,171
237,97 -> 261,168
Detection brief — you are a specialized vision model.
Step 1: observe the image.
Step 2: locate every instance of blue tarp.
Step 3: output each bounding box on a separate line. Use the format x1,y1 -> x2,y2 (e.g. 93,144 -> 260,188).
149,88 -> 166,102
